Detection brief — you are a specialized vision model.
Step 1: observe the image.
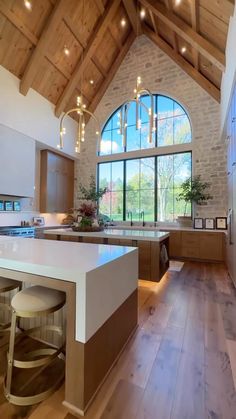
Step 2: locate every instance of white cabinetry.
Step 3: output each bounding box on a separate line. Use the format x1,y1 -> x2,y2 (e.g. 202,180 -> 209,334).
0,125 -> 35,197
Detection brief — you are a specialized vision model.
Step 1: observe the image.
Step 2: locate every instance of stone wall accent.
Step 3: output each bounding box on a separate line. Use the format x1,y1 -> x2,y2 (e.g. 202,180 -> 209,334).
75,35 -> 227,219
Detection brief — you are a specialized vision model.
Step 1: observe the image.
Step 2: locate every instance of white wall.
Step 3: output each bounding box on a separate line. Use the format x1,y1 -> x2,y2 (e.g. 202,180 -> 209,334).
221,6 -> 236,137
0,65 -> 78,225
0,66 -> 78,158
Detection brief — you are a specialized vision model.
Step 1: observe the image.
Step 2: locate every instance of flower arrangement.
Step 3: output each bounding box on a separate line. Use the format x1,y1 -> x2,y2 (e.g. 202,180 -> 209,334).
72,176 -> 108,232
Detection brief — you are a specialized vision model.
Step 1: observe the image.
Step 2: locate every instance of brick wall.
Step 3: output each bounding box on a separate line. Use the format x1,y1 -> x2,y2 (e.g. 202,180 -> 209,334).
75,35 -> 227,219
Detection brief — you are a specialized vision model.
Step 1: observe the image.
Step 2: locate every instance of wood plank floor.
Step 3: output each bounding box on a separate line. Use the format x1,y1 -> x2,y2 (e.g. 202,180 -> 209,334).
1,261 -> 236,419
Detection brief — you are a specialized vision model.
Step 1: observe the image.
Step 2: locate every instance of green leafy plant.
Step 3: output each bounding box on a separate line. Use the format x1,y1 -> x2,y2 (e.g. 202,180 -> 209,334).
177,175 -> 213,216
78,175 -> 108,204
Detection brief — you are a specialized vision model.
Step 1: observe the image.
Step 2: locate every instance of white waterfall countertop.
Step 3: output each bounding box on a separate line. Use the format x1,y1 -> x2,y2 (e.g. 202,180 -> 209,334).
44,228 -> 170,242
0,236 -> 138,343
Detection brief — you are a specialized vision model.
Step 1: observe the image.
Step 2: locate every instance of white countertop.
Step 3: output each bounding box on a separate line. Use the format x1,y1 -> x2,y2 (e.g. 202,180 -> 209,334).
106,224 -> 227,234
0,236 -> 138,343
0,236 -> 135,281
44,228 -> 170,242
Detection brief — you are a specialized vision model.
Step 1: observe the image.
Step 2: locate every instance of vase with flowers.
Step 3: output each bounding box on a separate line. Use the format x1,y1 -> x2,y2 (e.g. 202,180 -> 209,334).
72,176 -> 108,232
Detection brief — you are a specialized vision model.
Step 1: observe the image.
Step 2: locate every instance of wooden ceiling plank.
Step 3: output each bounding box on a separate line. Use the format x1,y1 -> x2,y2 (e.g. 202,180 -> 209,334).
143,24 -> 220,103
55,0 -> 121,117
93,0 -> 105,14
140,0 -> 225,71
164,0 -> 178,52
149,10 -> 158,35
109,26 -> 122,50
92,56 -> 107,77
122,0 -> 138,35
20,0 -> 68,95
63,16 -> 87,49
0,0 -> 37,45
88,31 -> 135,116
190,0 -> 199,69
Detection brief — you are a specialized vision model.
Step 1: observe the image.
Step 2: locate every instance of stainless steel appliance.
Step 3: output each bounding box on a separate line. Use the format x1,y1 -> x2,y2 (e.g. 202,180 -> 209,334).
0,226 -> 35,238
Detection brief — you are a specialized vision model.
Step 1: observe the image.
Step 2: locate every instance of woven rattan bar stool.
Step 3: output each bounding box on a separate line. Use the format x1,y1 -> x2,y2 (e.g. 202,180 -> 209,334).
4,285 -> 66,406
0,277 -> 22,333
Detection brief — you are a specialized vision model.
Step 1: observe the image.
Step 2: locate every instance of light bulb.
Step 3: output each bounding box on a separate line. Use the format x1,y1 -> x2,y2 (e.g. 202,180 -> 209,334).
140,9 -> 146,19
96,131 -> 99,135
121,18 -> 126,27
64,46 -> 70,56
90,79 -> 94,85
181,46 -> 186,54
24,0 -> 32,10
83,104 -> 86,108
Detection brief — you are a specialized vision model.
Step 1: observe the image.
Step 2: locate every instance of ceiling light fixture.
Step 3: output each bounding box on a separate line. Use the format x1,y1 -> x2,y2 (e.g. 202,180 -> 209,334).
140,9 -> 146,19
175,0 -> 181,5
24,0 -> 32,10
119,76 -> 155,148
181,46 -> 186,54
90,79 -> 94,85
59,0 -> 100,154
121,18 -> 126,27
63,46 -> 70,56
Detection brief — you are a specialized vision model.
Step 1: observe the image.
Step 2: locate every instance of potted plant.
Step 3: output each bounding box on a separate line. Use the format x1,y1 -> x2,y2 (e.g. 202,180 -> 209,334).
72,176 -> 108,232
176,175 -> 212,226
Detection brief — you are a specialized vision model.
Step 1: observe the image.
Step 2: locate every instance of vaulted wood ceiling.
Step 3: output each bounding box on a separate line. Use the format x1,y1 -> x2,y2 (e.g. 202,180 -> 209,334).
0,0 -> 235,121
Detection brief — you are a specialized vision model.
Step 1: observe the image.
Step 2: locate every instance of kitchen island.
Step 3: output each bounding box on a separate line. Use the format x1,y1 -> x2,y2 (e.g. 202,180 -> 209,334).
44,228 -> 170,282
0,236 -> 138,416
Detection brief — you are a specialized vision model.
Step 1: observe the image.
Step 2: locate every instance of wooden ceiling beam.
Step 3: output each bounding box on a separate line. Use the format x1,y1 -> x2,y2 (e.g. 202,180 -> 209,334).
63,15 -> 87,49
190,0 -> 199,70
163,0 -> 178,52
140,0 -> 225,71
19,0 -> 68,96
55,0 -> 121,117
122,0 -> 139,35
0,0 -> 37,45
93,0 -> 105,14
143,24 -> 220,103
87,31 -> 135,117
149,10 -> 158,35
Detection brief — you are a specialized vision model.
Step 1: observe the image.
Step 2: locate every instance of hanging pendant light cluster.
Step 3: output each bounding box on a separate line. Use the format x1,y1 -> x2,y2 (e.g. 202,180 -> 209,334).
59,95 -> 100,154
59,0 -> 100,154
119,76 -> 155,149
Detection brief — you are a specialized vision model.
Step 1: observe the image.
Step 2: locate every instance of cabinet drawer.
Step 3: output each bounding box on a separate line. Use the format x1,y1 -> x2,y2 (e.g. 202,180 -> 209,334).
182,232 -> 199,246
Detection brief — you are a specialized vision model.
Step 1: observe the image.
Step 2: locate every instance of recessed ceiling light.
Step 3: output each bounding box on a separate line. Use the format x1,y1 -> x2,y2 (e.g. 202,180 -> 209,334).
90,79 -> 94,85
121,18 -> 126,27
24,0 -> 32,10
181,46 -> 186,54
175,0 -> 181,5
64,46 -> 70,56
140,9 -> 146,19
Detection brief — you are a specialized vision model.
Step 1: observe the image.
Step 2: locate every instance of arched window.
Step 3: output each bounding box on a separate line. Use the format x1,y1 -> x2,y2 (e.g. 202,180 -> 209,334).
99,95 -> 191,155
98,95 -> 192,222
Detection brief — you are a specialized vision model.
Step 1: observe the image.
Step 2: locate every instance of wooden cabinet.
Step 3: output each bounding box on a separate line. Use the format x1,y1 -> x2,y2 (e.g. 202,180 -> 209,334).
40,150 -> 74,213
169,231 -> 182,258
164,230 -> 225,262
137,241 -> 151,280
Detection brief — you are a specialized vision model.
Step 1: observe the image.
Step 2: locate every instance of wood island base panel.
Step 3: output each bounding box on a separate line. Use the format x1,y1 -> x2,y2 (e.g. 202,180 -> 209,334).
44,228 -> 170,282
0,237 -> 138,415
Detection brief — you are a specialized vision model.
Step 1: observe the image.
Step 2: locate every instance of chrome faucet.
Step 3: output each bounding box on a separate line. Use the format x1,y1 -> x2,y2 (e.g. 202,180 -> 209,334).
127,211 -> 133,226
140,211 -> 145,227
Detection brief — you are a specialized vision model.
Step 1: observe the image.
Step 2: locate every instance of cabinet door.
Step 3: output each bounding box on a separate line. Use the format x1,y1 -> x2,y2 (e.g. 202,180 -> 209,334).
199,233 -> 223,261
169,231 -> 182,258
137,241 -> 151,280
46,171 -> 57,212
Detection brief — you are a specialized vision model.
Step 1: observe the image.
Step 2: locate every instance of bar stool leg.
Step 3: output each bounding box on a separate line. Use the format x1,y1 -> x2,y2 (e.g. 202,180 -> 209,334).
6,310 -> 17,397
